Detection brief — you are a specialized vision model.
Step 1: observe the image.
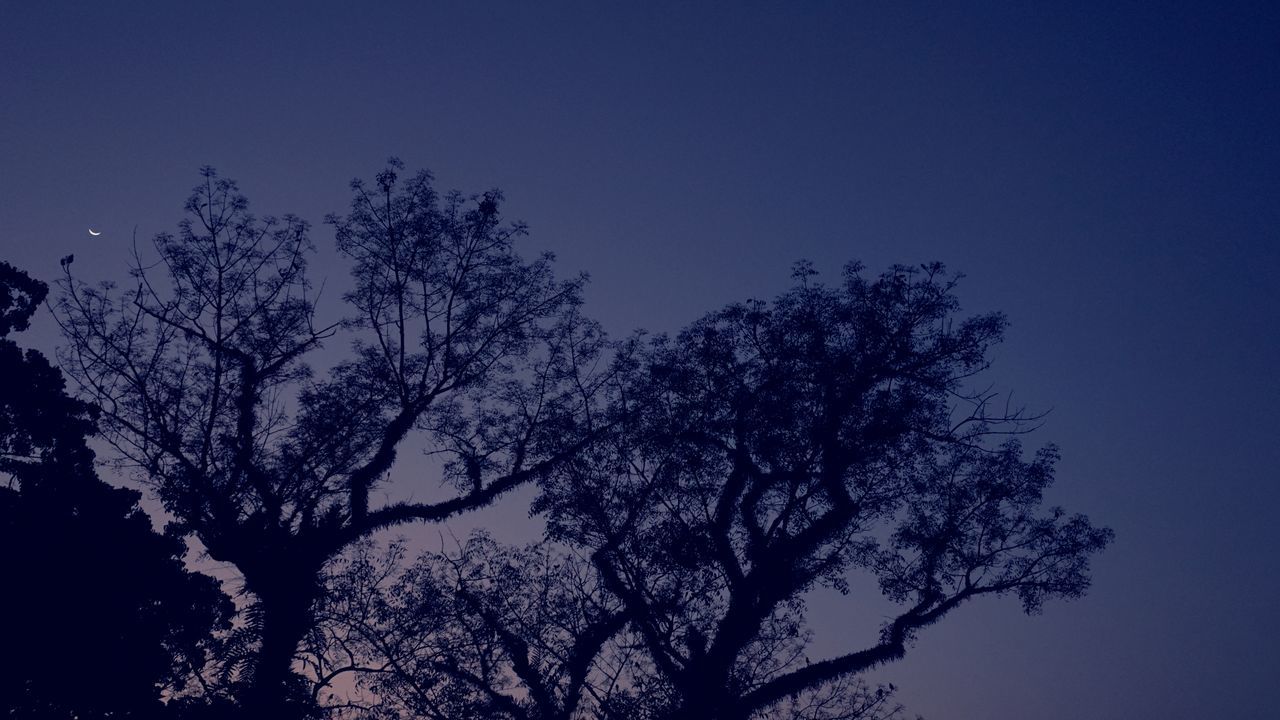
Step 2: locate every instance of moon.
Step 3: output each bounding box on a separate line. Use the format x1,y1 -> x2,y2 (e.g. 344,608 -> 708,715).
88,228 -> 101,236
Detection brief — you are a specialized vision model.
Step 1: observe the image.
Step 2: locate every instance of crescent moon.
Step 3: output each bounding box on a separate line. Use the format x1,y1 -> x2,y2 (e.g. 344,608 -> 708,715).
88,228 -> 101,236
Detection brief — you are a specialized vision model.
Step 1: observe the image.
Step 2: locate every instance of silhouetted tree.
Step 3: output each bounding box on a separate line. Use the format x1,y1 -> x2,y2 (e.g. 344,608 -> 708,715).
528,262 -> 1111,720
56,162 -> 609,718
310,262 -> 1106,720
317,534 -> 913,720
0,261 -> 231,719
51,161 -> 1111,720
312,535 -> 626,720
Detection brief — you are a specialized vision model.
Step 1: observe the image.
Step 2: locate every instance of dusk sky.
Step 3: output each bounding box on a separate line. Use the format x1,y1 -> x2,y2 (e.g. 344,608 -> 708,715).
3,2 -> 1278,717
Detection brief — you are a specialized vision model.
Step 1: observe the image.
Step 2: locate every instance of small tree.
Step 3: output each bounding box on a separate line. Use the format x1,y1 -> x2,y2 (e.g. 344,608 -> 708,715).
57,162 -> 609,717
315,535 -> 632,720
0,261 -> 230,719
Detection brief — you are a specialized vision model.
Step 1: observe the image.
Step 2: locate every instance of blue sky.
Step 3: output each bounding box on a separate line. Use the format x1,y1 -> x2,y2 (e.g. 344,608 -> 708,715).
3,2 -> 1278,716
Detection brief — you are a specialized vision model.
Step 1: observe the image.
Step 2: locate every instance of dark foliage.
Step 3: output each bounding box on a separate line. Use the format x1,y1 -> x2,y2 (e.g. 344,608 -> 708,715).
536,262 -> 1111,720
45,159 -> 1110,719
55,163 -> 609,717
313,262 -> 1109,720
0,261 -> 231,719
319,535 -> 914,720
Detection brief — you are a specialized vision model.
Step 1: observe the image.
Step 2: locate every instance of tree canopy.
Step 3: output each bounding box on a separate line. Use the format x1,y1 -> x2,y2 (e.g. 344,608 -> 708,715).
55,163 -> 610,716
37,164 -> 1111,720
310,262 -> 1113,720
0,261 -> 230,719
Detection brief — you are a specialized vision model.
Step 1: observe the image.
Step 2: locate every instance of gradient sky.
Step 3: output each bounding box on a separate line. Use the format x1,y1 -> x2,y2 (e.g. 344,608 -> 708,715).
3,2 -> 1278,717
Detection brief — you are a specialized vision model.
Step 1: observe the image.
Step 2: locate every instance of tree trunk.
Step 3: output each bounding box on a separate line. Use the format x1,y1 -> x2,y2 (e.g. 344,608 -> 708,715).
239,553 -> 323,719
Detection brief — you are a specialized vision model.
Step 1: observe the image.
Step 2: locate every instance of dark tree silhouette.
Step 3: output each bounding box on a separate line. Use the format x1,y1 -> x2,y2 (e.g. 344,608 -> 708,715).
310,262 -> 1109,720
532,262 -> 1110,720
49,161 -> 1110,720
55,163 -> 609,718
317,534 -> 913,720
0,261 -> 231,719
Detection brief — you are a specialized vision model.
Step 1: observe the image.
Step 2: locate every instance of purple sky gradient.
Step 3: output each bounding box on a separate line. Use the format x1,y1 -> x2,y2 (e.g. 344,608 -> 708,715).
3,2 -> 1278,717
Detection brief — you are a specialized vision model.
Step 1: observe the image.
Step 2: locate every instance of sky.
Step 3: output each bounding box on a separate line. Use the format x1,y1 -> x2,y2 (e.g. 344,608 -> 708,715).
2,1 -> 1278,717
